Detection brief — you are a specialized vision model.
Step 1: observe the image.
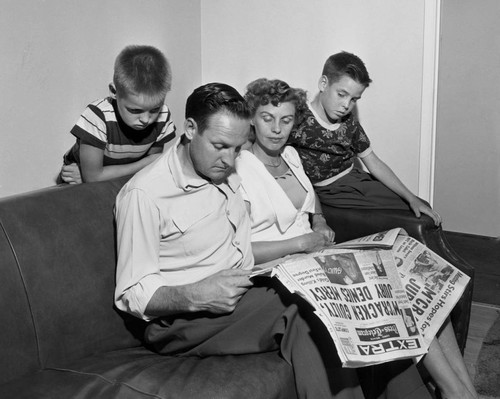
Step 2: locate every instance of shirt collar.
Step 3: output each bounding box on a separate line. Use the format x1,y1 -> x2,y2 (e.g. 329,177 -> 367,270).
282,147 -> 301,169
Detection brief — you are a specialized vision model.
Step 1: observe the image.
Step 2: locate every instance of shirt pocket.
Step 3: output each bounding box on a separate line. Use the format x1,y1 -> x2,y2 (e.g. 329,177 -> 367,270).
170,205 -> 228,258
171,206 -> 217,234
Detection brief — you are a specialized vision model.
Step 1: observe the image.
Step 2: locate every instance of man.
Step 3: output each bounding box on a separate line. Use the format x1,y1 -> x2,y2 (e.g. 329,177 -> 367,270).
115,83 -> 254,323
114,83 -> 388,398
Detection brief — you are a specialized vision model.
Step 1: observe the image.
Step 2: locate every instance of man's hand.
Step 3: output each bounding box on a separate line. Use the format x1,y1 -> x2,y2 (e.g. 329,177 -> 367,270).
60,163 -> 82,184
190,269 -> 254,314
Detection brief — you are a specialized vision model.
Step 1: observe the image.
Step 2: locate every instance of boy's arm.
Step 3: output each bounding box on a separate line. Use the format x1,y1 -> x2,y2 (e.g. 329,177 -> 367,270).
79,143 -> 162,183
360,151 -> 441,225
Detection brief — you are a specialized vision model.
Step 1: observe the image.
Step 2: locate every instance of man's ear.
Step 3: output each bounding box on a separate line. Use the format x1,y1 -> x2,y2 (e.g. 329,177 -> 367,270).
109,83 -> 117,99
184,118 -> 197,140
318,75 -> 328,92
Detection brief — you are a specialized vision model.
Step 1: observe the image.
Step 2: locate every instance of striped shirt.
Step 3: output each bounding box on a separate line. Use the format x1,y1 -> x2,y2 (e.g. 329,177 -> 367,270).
63,97 -> 176,166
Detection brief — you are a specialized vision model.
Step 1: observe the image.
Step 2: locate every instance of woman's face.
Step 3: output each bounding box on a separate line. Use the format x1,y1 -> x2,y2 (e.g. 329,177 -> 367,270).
252,101 -> 295,154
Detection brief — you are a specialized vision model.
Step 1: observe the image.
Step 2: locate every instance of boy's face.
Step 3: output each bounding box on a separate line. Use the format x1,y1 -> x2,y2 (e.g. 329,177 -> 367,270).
318,75 -> 366,122
114,90 -> 165,131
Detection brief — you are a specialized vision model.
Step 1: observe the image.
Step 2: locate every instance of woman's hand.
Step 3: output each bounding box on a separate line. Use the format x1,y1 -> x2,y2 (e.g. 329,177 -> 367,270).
311,214 -> 335,243
298,232 -> 330,253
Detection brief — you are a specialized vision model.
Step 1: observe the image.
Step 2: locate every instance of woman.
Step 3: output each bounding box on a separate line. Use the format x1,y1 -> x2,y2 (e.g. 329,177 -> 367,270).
236,78 -> 477,399
237,79 -> 334,265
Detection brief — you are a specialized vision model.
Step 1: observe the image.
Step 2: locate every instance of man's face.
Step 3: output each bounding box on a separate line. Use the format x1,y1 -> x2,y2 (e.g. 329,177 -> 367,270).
319,75 -> 366,122
115,91 -> 164,131
187,112 -> 250,184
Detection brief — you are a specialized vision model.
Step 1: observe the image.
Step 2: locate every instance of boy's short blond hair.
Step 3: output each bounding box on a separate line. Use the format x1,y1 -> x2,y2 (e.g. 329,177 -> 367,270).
113,45 -> 172,102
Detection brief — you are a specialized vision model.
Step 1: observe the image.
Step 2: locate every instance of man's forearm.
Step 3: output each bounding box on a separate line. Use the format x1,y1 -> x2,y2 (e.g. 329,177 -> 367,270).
143,269 -> 254,318
144,284 -> 198,318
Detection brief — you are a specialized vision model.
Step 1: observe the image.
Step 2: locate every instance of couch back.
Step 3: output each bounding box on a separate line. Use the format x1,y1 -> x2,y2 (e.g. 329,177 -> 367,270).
0,176 -> 144,385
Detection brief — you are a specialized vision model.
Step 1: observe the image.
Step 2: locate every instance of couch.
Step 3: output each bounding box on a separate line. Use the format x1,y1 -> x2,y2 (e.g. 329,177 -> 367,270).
0,175 -> 474,398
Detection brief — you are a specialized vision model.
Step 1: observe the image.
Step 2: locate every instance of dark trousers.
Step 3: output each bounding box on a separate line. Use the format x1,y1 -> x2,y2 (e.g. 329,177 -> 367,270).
315,169 -> 411,211
145,278 -> 430,399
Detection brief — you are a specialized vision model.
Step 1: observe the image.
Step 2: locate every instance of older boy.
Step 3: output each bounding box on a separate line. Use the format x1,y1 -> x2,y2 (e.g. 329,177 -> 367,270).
59,45 -> 175,184
288,51 -> 441,226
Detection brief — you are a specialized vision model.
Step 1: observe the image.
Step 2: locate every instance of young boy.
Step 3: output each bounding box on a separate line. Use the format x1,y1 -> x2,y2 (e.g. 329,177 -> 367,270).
288,51 -> 441,226
59,45 -> 176,184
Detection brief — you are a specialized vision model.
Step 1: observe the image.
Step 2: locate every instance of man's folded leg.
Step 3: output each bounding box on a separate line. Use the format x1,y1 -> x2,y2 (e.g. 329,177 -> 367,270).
145,278 -> 364,398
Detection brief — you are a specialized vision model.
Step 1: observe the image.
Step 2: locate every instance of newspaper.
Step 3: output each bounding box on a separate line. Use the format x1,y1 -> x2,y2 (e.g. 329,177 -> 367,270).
252,228 -> 469,367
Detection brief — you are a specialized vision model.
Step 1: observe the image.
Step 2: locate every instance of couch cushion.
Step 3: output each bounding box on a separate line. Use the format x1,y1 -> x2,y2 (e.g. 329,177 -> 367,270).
0,177 -> 146,380
0,347 -> 297,399
0,222 -> 40,384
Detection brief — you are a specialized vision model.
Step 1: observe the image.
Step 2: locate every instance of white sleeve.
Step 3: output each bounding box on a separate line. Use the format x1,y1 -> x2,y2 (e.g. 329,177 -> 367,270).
114,188 -> 166,321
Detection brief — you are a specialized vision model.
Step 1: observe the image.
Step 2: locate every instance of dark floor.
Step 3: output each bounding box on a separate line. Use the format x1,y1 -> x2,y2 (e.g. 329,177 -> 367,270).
444,231 -> 500,306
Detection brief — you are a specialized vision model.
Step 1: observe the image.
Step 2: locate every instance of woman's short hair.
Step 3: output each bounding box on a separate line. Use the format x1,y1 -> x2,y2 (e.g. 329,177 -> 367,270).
244,78 -> 308,127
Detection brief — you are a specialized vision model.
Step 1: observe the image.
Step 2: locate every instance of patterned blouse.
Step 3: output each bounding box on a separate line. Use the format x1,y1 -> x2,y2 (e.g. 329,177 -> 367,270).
288,105 -> 371,185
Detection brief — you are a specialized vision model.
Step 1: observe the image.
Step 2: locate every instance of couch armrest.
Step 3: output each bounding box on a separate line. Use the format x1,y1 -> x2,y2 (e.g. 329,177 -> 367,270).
322,205 -> 474,353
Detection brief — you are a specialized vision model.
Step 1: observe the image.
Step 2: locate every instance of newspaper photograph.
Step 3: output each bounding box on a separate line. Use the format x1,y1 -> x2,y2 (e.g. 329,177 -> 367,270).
392,236 -> 470,346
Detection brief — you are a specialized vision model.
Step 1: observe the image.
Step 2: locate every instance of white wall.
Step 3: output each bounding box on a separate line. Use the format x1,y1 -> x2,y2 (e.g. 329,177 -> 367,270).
201,0 -> 430,199
0,0 -> 201,198
2,0 -> 494,236
6,0 -> 474,238
435,0 -> 500,237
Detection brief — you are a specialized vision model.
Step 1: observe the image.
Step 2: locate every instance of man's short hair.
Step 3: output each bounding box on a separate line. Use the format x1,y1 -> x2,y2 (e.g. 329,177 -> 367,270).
322,51 -> 372,87
185,83 -> 251,134
113,45 -> 172,101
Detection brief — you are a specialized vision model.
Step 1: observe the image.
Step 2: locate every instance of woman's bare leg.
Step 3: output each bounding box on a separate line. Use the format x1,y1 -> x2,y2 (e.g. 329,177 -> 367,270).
422,320 -> 477,399
436,319 -> 477,397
